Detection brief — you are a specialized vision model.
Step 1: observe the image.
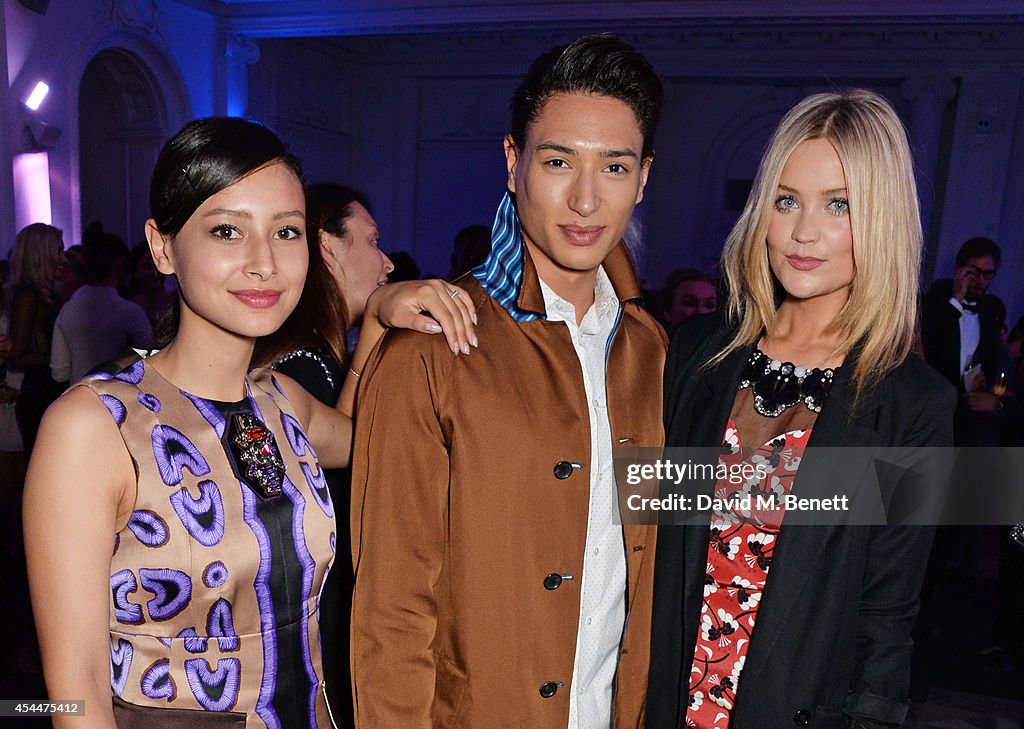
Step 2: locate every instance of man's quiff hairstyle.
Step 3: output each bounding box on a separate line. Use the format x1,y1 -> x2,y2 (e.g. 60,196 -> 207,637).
509,33 -> 663,159
714,89 -> 921,398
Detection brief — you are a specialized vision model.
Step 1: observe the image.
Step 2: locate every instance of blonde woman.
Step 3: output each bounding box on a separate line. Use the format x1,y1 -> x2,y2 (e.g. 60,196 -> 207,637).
9,223 -> 65,455
647,90 -> 955,728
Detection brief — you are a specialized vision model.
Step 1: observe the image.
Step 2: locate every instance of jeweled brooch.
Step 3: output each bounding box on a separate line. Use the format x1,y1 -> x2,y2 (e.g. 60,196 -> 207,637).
227,412 -> 285,499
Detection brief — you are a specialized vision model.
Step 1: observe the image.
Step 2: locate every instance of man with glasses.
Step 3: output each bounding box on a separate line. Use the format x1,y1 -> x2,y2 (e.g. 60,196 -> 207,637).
919,237 -> 1016,680
922,237 -> 1011,431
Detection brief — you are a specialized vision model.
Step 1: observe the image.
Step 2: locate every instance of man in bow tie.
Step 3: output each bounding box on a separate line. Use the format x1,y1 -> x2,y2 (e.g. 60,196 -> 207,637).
922,237 -> 1011,433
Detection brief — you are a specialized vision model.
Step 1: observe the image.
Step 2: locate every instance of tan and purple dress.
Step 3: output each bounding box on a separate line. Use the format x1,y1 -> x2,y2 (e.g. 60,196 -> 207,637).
76,358 -> 334,728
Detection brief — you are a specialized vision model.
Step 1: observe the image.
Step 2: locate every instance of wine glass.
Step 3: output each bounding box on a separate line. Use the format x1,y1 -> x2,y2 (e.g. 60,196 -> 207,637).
992,371 -> 1008,397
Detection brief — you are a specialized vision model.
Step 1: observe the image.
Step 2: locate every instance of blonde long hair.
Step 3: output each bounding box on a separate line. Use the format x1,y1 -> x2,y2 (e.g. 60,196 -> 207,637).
715,89 -> 921,397
10,223 -> 63,297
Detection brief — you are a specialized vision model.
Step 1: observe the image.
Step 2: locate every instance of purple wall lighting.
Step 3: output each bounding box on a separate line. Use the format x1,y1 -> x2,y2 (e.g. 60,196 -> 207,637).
24,81 -> 49,110
13,151 -> 53,229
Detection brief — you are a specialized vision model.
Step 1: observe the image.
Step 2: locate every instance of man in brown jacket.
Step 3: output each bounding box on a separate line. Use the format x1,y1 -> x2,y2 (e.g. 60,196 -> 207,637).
350,34 -> 666,729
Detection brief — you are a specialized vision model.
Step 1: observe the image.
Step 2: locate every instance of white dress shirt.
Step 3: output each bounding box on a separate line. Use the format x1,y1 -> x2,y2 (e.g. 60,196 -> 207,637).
948,296 -> 981,381
539,267 -> 625,729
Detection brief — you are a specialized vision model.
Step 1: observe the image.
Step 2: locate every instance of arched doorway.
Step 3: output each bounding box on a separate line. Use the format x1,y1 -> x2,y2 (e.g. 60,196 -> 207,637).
78,48 -> 167,246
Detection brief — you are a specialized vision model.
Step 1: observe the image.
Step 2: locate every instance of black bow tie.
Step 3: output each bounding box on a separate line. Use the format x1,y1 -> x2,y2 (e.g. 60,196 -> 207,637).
961,300 -> 979,313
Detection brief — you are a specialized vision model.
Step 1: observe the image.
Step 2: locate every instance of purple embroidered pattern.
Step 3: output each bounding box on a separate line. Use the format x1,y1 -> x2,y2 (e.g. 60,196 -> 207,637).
184,658 -> 241,712
169,479 -> 225,547
141,659 -> 176,701
301,461 -> 333,518
138,392 -> 162,413
182,391 -> 226,438
110,638 -> 134,696
111,569 -> 142,625
126,510 -> 169,547
208,598 -> 240,652
95,362 -> 333,722
280,412 -> 313,458
99,394 -> 127,426
140,568 -> 192,621
115,359 -> 145,384
151,425 -> 210,486
282,475 -> 320,728
203,561 -> 228,588
176,627 -> 209,654
240,471 -> 279,727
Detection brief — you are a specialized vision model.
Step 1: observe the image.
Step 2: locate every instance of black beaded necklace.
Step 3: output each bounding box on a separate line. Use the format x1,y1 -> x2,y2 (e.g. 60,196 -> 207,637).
738,348 -> 837,417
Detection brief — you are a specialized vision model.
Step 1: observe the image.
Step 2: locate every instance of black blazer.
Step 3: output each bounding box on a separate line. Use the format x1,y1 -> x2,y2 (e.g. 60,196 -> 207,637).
647,314 -> 956,729
921,279 -> 1008,393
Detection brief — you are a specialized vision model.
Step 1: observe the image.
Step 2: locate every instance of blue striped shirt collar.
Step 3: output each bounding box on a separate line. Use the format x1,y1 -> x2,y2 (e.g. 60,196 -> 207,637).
472,190 -> 646,319
471,191 -> 545,322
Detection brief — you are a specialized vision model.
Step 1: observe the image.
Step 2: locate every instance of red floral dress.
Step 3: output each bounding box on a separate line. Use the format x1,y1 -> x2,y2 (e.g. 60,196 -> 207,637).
685,418 -> 811,729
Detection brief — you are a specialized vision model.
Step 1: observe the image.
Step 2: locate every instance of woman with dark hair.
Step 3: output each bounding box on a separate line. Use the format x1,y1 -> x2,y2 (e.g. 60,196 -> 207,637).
252,182 -> 399,395
23,117 -> 476,729
647,90 -> 955,728
8,223 -> 65,456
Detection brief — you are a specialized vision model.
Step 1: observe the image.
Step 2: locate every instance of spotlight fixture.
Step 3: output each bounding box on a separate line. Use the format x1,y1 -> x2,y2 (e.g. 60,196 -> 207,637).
25,81 -> 49,110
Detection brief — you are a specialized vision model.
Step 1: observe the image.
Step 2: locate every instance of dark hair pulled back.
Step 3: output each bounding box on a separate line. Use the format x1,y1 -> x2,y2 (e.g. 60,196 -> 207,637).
149,117 -> 304,348
150,117 -> 303,238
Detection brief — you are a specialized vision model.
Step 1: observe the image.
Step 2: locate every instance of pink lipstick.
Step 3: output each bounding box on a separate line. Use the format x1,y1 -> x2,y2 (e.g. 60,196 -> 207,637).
233,289 -> 282,308
786,255 -> 824,271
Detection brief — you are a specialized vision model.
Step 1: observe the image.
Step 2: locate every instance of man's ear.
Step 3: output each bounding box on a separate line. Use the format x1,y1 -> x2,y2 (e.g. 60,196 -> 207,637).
636,154 -> 654,205
503,134 -> 520,194
145,219 -> 175,275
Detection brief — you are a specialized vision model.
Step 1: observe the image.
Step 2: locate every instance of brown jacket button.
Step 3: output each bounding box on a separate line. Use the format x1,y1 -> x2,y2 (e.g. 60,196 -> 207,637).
539,682 -> 559,698
553,461 -> 574,479
543,573 -> 562,590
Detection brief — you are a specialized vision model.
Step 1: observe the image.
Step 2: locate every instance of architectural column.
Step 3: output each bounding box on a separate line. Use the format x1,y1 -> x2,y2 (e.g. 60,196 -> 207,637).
996,78 -> 1024,321
900,75 -> 957,260
223,33 -> 259,117
932,75 -> 1020,287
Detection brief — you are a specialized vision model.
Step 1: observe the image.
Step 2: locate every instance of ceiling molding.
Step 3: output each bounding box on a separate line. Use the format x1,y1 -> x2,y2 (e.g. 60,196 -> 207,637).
273,25 -> 1024,71
168,1 -> 1024,38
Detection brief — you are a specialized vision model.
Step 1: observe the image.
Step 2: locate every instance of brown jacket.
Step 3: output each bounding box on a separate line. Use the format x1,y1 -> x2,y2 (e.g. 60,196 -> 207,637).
350,243 -> 666,729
